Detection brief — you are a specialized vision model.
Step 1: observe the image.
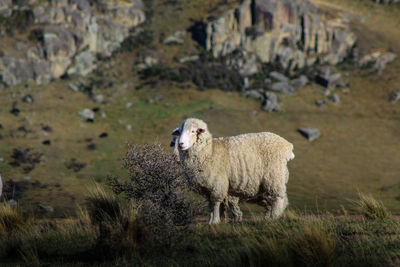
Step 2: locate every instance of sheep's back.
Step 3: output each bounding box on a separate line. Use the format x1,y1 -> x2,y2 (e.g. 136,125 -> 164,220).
214,132 -> 293,197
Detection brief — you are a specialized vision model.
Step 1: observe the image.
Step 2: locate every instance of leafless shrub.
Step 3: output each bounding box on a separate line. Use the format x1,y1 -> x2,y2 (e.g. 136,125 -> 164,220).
108,143 -> 203,243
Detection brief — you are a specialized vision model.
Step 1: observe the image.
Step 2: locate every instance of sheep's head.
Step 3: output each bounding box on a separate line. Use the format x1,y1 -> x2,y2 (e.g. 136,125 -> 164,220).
174,118 -> 208,151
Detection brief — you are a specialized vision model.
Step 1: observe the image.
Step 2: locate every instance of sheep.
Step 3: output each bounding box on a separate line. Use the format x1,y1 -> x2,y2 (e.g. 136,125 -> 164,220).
172,118 -> 294,224
170,129 -> 243,222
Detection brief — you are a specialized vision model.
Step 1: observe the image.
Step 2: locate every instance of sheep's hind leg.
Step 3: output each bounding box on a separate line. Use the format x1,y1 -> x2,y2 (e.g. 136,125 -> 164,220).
270,194 -> 287,219
208,201 -> 214,224
228,196 -> 242,222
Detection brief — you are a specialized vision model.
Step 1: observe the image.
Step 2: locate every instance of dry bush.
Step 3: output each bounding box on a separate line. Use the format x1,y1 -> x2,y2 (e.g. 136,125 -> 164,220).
355,193 -> 389,220
108,143 -> 203,243
0,203 -> 28,235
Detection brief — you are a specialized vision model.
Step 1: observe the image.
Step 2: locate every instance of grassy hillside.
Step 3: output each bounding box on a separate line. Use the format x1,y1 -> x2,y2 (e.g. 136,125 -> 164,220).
0,0 -> 399,218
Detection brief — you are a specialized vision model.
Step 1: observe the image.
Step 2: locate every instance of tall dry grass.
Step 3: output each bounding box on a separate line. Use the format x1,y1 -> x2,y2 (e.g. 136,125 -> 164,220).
356,193 -> 389,220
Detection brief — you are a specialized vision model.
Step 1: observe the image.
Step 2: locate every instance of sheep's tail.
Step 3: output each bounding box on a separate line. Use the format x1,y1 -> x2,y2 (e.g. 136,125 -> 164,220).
286,143 -> 295,162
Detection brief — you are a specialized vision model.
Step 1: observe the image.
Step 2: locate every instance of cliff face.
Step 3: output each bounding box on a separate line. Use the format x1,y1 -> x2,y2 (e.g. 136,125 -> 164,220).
0,0 -> 145,88
204,0 -> 356,72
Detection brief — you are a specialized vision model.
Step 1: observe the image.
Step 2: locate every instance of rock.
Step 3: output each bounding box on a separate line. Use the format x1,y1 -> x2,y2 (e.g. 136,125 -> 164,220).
99,132 -> 108,138
0,0 -> 12,17
78,108 -> 95,120
0,0 -> 146,88
269,72 -> 289,83
329,93 -> 341,104
38,204 -> 54,213
87,143 -> 97,150
42,140 -> 51,145
92,94 -> 104,103
67,51 -> 97,76
315,98 -> 327,107
179,55 -> 199,64
245,89 -> 264,100
389,91 -> 400,102
358,51 -> 397,74
126,124 -> 132,131
202,0 -> 356,71
226,51 -> 258,77
262,92 -> 280,112
298,128 -> 321,142
22,94 -> 34,104
270,82 -> 296,94
42,125 -> 52,133
315,67 -> 344,88
23,176 -> 31,181
292,75 -> 308,88
163,30 -> 186,45
68,82 -> 80,92
10,102 -> 20,116
126,102 -> 133,108
137,56 -> 159,71
148,95 -> 163,103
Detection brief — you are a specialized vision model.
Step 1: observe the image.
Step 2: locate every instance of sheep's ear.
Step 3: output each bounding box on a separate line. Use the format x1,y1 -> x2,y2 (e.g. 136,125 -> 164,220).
169,140 -> 175,147
171,128 -> 180,136
197,128 -> 205,134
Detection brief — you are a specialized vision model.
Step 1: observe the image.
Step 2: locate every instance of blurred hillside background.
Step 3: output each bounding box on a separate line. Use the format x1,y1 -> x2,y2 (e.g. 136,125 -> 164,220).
0,0 -> 399,218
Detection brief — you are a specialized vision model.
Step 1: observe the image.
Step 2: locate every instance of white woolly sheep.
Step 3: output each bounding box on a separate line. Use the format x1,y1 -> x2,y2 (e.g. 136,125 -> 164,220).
170,130 -> 243,221
173,118 -> 294,224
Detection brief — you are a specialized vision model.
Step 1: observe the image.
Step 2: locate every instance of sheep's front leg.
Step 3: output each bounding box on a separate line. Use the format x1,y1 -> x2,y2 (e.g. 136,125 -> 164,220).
209,201 -> 221,224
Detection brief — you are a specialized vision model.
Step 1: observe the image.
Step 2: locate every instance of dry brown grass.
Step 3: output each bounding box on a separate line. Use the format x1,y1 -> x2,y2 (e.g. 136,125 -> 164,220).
356,193 -> 390,220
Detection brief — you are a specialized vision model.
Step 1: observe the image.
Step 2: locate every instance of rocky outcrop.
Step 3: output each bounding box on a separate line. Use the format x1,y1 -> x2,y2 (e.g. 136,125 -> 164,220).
202,0 -> 356,73
0,0 -> 145,88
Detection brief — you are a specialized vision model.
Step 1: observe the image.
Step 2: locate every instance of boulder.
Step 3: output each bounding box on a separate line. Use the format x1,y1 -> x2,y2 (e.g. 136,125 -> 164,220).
22,95 -> 34,104
262,92 -> 280,112
179,55 -> 199,64
163,30 -> 186,45
245,89 -> 264,100
270,82 -> 296,94
315,98 -> 327,107
358,51 -> 397,74
292,75 -> 308,88
389,91 -> 400,103
269,71 -> 289,83
315,67 -> 344,88
298,128 -> 321,142
329,93 -> 341,104
78,108 -> 95,120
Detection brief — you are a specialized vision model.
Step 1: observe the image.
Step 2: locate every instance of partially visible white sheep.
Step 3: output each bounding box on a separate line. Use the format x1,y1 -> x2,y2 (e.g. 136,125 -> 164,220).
170,129 -> 242,222
173,118 -> 294,224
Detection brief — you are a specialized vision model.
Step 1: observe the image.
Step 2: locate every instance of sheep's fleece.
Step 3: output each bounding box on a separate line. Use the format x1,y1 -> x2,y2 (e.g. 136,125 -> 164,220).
173,118 -> 294,224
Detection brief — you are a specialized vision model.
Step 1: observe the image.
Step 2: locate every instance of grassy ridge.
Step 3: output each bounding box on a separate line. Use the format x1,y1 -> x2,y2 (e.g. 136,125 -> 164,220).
0,189 -> 399,266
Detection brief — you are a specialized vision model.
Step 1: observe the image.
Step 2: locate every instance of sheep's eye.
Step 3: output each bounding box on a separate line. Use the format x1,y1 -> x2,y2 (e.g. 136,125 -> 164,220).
191,130 -> 195,133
